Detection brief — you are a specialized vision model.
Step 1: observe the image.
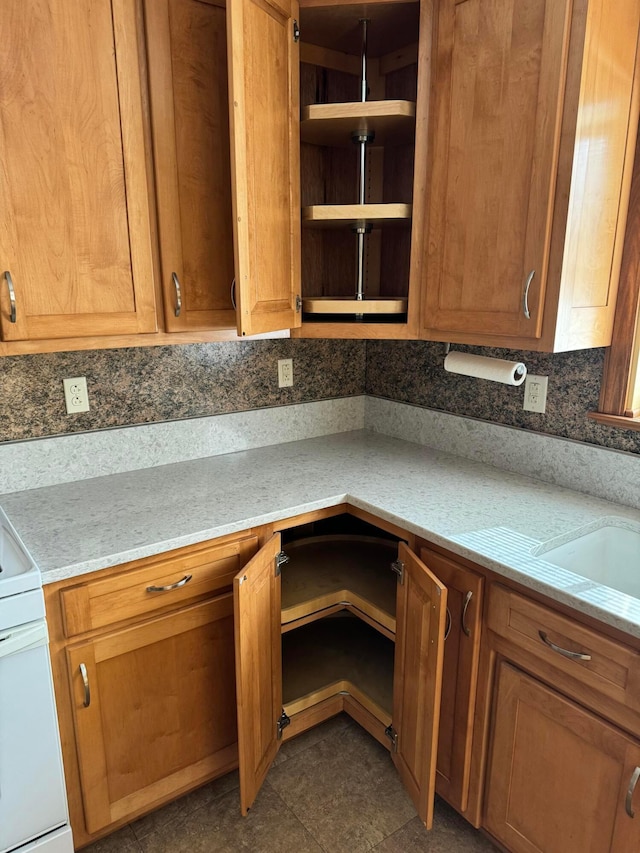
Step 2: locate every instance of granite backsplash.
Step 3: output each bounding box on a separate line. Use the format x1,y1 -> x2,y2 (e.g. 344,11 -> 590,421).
0,340 -> 366,443
366,341 -> 640,455
1,337 -> 638,456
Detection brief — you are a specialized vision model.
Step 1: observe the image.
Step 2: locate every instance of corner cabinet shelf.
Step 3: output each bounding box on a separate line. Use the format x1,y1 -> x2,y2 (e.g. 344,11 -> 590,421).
300,99 -> 416,146
296,2 -> 428,335
234,527 -> 448,828
301,204 -> 412,228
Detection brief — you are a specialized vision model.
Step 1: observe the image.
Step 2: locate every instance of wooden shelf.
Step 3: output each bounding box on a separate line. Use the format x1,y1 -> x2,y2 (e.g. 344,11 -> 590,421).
301,100 -> 416,146
282,616 -> 394,723
302,203 -> 412,228
281,535 -> 397,634
302,297 -> 407,315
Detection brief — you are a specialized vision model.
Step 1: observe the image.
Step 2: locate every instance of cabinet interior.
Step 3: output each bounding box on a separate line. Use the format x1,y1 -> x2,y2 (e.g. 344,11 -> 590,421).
280,513 -> 400,735
299,1 -> 420,323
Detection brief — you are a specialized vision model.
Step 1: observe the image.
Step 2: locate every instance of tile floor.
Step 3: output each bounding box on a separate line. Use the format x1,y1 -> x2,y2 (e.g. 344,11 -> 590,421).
81,716 -> 498,852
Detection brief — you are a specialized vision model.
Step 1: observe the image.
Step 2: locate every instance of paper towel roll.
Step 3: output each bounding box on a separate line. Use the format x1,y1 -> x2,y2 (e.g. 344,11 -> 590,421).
444,352 -> 527,386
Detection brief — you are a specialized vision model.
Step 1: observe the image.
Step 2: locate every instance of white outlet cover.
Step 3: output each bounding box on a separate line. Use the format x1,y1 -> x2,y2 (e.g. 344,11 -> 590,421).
278,359 -> 293,388
63,376 -> 90,414
523,374 -> 548,414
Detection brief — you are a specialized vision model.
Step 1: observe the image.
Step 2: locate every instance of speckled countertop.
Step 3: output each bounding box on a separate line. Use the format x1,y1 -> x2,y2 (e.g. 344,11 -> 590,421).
1,430 -> 639,638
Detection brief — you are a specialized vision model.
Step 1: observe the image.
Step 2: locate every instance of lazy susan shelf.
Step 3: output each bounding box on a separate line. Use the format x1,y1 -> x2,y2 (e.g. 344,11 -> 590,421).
301,100 -> 416,146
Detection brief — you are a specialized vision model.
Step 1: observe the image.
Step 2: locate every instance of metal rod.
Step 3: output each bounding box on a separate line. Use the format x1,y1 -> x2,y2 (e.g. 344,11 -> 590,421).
355,19 -> 370,310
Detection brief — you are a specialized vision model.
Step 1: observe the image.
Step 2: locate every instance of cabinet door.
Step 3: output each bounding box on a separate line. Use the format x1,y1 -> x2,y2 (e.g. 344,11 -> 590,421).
145,0 -> 236,332
391,542 -> 447,828
422,0 -> 572,341
66,595 -> 237,834
485,662 -> 640,853
0,0 -> 156,342
234,533 -> 283,814
420,548 -> 483,815
226,0 -> 302,336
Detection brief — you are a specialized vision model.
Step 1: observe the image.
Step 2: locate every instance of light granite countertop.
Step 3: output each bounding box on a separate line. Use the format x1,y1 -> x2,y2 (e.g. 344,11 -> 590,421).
1,430 -> 639,638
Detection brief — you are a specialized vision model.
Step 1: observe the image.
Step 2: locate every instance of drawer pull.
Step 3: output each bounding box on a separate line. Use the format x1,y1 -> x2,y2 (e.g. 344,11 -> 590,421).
627,766 -> 640,818
146,574 -> 193,593
4,271 -> 16,323
172,272 -> 182,317
538,630 -> 592,662
79,663 -> 91,708
444,607 -> 452,641
461,590 -> 473,637
522,269 -> 534,319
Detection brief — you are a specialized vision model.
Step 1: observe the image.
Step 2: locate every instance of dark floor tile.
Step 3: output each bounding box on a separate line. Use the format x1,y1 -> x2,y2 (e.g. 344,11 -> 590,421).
130,771 -> 239,841
268,720 -> 393,813
272,713 -> 350,767
136,782 -> 321,853
373,801 -> 499,852
80,826 -> 141,853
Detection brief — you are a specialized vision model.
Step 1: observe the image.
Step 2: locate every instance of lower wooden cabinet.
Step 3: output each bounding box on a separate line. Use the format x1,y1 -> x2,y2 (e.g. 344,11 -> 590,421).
66,594 -> 238,834
421,547 -> 483,817
234,529 -> 449,828
485,663 -> 640,853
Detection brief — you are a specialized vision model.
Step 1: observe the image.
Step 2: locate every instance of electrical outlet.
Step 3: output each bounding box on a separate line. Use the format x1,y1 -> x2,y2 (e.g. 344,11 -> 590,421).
278,358 -> 293,388
63,377 -> 90,414
523,374 -> 548,413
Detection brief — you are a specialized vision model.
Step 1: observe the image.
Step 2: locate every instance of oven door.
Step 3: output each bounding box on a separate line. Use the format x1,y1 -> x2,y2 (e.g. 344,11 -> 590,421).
0,621 -> 70,853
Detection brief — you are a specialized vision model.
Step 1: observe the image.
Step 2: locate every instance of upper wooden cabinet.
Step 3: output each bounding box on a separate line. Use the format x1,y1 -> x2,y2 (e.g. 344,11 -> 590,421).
145,0 -> 237,333
421,0 -> 640,352
0,0 -> 157,343
227,0 -> 303,336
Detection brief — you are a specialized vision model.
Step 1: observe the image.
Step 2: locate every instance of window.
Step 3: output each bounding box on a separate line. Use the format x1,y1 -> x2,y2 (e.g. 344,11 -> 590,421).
591,125 -> 640,431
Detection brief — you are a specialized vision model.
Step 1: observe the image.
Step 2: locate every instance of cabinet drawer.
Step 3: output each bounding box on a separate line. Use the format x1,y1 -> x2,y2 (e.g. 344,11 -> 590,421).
61,535 -> 258,638
487,584 -> 640,716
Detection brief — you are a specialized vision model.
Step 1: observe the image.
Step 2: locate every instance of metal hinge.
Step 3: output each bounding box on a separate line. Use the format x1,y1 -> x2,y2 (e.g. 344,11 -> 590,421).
391,559 -> 404,585
295,294 -> 302,312
385,724 -> 398,753
275,551 -> 289,576
277,709 -> 291,739
293,19 -> 300,42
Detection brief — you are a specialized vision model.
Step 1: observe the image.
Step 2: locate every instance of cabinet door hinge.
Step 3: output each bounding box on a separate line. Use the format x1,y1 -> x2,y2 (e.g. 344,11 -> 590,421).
277,709 -> 291,739
293,19 -> 300,42
295,294 -> 302,312
384,724 -> 398,753
391,559 -> 404,585
275,550 -> 289,576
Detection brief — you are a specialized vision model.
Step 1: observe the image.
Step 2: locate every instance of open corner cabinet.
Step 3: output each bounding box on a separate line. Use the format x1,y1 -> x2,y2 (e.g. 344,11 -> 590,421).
293,0 -> 430,338
233,529 -> 448,827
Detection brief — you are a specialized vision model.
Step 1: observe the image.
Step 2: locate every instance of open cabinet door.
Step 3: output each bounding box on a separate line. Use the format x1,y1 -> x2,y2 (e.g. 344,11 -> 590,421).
226,0 -> 302,336
234,533 -> 283,814
391,542 -> 447,828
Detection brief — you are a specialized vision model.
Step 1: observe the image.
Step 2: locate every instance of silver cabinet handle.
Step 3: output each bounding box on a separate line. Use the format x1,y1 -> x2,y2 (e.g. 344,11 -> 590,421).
4,271 -> 16,323
79,663 -> 91,707
538,630 -> 592,661
627,766 -> 640,818
146,574 -> 192,593
444,607 -> 452,641
522,269 -> 534,319
231,278 -> 236,310
461,591 -> 473,637
171,272 -> 182,317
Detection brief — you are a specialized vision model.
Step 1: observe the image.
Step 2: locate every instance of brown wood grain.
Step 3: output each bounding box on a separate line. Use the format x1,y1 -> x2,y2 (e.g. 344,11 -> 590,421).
485,663 -> 640,852
391,541 -> 447,829
227,0 -> 302,335
233,533 -> 283,815
144,0 -> 236,333
421,548 -> 484,816
0,0 -> 157,342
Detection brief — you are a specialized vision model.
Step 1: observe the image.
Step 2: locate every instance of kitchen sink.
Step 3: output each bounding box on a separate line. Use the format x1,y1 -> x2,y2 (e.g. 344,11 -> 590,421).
536,520 -> 640,599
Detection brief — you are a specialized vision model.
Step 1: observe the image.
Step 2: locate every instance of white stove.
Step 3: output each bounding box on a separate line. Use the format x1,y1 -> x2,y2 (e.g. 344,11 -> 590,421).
0,509 -> 74,853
